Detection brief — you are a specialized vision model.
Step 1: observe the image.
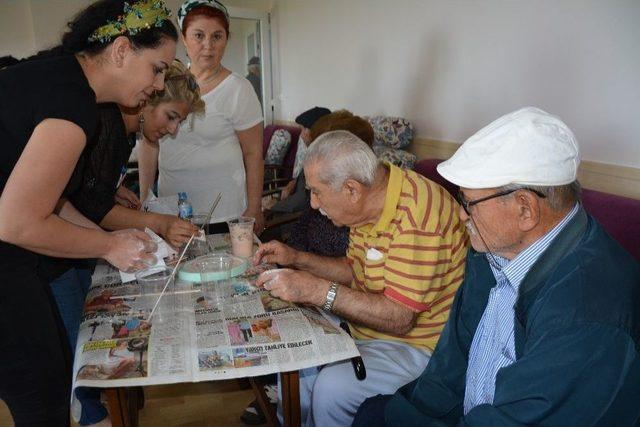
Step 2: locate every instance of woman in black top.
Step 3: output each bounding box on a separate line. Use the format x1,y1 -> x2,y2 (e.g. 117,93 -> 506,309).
0,1 -> 178,425
47,61 -> 204,426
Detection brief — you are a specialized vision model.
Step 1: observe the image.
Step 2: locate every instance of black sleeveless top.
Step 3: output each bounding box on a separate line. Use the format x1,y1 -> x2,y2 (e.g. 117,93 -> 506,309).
70,103 -> 136,224
39,104 -> 137,282
0,55 -> 98,265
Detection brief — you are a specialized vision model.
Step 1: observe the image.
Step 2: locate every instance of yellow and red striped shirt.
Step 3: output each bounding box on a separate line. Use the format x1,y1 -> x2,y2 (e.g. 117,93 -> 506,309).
346,164 -> 468,351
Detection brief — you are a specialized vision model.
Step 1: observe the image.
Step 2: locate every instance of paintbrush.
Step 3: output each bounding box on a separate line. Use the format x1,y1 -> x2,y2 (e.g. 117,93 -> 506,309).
148,192 -> 222,320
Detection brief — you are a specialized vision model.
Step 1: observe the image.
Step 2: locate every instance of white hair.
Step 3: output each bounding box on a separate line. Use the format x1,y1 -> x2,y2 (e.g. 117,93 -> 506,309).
499,181 -> 581,211
302,130 -> 379,189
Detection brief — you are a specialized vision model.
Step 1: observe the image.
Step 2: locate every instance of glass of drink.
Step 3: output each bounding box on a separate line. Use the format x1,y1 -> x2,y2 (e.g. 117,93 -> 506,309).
135,266 -> 176,323
198,255 -> 232,309
191,214 -> 209,229
188,213 -> 210,257
227,216 -> 255,258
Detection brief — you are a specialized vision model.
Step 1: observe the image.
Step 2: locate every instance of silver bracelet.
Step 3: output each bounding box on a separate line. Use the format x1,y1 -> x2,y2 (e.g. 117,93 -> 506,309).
323,282 -> 339,312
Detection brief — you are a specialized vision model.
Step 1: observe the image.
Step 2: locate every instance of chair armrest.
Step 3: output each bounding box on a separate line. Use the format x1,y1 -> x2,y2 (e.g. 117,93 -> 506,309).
263,187 -> 287,197
264,164 -> 293,180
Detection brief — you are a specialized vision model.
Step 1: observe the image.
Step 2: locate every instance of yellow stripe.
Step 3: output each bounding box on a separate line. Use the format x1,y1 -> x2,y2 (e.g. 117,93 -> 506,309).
347,165 -> 468,351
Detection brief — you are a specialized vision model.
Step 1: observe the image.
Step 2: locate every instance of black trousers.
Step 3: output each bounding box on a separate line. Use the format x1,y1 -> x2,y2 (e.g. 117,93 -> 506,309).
0,257 -> 72,426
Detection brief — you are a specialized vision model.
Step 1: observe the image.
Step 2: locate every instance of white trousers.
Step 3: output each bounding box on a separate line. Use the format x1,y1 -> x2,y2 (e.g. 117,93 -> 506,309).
278,339 -> 431,427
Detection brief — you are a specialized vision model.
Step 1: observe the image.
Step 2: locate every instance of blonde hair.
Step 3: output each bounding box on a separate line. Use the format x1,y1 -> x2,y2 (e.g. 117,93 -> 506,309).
148,60 -> 205,115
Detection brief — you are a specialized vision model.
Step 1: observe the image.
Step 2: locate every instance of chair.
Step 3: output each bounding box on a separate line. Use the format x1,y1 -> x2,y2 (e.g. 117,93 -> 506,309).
263,124 -> 302,192
262,125 -> 300,208
263,124 -> 302,182
262,125 -> 305,238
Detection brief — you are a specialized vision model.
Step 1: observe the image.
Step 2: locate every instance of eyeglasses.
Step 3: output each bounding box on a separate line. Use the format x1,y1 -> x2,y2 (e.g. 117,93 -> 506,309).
456,187 -> 547,215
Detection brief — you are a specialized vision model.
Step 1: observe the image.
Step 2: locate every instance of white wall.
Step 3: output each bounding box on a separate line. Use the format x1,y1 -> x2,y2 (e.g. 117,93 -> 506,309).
3,0 -> 638,168
0,1 -> 36,58
224,18 -> 259,75
13,0 -> 266,69
29,0 -> 85,52
272,0 -> 640,168
224,0 -> 273,12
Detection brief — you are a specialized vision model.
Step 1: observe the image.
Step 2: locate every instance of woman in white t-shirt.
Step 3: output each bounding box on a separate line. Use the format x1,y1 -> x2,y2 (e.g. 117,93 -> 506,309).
138,0 -> 264,232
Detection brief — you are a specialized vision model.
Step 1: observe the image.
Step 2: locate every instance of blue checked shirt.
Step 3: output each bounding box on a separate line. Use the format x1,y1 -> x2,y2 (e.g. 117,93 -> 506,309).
463,203 -> 579,414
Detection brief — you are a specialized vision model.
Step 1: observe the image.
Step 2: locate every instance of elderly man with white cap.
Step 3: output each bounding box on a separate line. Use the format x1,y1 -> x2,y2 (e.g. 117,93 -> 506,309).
353,107 -> 640,427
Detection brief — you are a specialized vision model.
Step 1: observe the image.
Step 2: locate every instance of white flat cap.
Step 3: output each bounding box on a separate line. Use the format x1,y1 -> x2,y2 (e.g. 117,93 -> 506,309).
437,107 -> 580,189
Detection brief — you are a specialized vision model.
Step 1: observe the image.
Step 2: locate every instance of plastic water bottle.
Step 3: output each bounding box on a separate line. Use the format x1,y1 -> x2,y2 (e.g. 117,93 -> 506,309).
178,192 -> 193,220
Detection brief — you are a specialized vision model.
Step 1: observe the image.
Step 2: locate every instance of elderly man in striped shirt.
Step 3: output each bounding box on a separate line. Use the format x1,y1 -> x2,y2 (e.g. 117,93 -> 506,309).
353,108 -> 640,427
253,130 -> 468,426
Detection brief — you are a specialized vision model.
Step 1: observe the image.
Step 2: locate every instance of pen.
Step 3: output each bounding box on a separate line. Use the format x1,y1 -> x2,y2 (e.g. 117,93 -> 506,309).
115,166 -> 127,189
339,321 -> 366,381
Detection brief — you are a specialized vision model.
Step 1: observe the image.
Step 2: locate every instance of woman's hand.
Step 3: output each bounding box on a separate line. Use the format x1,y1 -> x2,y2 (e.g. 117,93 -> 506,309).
115,185 -> 141,210
158,215 -> 199,248
243,207 -> 265,235
105,229 -> 158,272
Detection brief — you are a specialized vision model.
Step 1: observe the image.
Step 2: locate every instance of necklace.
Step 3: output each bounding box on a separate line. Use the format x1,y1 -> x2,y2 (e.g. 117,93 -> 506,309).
196,64 -> 223,87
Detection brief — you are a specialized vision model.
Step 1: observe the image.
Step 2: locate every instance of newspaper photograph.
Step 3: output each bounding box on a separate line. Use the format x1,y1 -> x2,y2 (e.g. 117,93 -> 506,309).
72,239 -> 360,392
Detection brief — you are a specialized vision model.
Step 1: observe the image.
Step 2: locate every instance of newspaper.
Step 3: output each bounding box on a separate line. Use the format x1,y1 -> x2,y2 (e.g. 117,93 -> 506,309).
119,228 -> 175,283
72,235 -> 360,391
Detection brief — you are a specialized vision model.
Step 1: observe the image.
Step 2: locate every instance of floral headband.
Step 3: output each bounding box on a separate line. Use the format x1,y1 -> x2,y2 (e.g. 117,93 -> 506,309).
176,0 -> 229,30
88,0 -> 172,43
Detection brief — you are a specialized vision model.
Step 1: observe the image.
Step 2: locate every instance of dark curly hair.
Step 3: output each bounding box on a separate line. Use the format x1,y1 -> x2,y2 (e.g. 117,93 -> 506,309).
39,0 -> 177,58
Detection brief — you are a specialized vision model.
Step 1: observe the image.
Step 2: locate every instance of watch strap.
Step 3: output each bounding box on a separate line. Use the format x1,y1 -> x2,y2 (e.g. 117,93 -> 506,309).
323,282 -> 339,312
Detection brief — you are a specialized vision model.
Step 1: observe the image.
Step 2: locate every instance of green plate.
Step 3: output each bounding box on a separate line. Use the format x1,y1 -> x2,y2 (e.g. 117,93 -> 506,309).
178,254 -> 248,283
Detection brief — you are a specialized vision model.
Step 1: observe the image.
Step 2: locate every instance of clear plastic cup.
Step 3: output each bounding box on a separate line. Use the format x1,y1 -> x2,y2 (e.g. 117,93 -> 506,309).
186,214 -> 210,257
227,216 -> 255,258
198,255 -> 232,309
135,266 -> 176,322
191,214 -> 209,228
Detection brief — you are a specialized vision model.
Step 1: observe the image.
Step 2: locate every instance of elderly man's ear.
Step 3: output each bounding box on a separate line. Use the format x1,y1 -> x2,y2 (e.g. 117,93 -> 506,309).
515,191 -> 542,232
344,179 -> 364,203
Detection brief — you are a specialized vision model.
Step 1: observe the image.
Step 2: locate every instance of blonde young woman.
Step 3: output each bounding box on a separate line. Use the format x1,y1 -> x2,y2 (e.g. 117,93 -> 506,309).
138,0 -> 265,234
0,1 -> 178,424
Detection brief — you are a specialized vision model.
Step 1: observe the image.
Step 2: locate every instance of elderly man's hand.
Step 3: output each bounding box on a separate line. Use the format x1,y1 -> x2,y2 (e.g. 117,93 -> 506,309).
256,269 -> 327,306
253,240 -> 300,267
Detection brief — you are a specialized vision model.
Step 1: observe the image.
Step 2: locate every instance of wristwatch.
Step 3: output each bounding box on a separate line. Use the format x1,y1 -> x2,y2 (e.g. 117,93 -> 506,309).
323,282 -> 339,312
